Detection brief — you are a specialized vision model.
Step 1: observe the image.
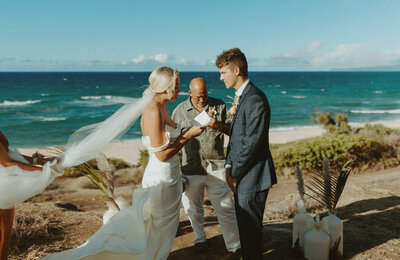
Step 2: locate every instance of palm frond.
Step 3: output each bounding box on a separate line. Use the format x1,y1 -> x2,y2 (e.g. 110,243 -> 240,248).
295,165 -> 305,202
304,158 -> 353,214
323,157 -> 333,214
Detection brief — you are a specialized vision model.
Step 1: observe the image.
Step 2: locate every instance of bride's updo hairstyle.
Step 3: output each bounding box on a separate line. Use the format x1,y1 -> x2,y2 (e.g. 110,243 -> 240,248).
144,66 -> 179,99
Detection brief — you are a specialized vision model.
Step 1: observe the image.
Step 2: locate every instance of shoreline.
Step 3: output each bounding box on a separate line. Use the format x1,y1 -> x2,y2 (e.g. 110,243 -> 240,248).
18,121 -> 400,165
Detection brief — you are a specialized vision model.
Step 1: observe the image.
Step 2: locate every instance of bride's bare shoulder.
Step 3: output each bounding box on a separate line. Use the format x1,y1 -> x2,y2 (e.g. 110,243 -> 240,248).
141,104 -> 163,135
143,103 -> 161,120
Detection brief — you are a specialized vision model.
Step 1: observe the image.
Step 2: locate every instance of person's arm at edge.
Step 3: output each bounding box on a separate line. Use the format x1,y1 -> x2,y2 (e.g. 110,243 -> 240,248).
0,144 -> 42,171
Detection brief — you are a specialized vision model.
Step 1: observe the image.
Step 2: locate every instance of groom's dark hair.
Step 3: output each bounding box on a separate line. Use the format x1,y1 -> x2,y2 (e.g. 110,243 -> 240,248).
216,48 -> 248,77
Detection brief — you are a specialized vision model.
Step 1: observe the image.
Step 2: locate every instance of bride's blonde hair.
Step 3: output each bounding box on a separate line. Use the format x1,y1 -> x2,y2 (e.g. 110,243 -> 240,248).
144,66 -> 179,98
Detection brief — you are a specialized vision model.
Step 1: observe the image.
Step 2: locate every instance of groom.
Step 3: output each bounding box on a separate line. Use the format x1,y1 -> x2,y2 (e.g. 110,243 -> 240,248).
215,48 -> 277,260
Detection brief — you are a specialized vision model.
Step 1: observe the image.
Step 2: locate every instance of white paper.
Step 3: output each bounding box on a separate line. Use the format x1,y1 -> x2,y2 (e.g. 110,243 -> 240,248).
193,110 -> 211,125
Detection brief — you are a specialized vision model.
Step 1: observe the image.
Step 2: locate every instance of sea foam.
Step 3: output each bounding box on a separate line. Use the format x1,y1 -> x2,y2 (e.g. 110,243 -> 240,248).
74,96 -> 137,107
351,109 -> 400,114
0,100 -> 41,106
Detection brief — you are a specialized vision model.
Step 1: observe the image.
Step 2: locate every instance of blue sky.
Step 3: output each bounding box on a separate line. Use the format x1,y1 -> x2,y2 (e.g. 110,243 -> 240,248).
1,0 -> 400,71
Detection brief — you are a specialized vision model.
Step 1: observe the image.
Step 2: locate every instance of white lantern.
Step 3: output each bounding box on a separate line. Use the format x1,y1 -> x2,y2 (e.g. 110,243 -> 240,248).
292,200 -> 313,250
304,216 -> 330,260
323,214 -> 343,257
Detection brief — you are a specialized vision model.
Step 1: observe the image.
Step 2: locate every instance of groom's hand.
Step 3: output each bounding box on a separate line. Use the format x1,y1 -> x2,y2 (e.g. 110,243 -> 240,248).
225,168 -> 238,194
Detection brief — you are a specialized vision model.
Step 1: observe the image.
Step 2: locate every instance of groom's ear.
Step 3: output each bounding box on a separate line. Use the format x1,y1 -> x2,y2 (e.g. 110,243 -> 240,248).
234,66 -> 240,76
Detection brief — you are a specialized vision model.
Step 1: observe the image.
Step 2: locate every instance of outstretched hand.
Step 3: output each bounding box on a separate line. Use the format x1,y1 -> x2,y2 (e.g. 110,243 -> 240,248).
186,125 -> 206,138
207,117 -> 218,130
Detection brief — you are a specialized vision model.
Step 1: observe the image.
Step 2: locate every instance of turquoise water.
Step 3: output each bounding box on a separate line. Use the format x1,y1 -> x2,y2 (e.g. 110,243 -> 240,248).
1,72 -> 400,148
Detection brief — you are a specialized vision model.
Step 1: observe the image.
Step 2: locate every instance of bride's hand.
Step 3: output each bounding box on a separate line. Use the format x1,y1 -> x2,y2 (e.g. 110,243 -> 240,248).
186,125 -> 205,138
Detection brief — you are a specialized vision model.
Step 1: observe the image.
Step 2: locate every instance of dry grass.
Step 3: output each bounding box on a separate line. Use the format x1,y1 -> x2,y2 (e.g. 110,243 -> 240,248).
10,211 -> 66,259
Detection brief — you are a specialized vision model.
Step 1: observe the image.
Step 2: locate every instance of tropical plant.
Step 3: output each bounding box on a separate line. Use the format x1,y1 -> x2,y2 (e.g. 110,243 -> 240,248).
295,165 -> 306,203
303,157 -> 353,214
48,147 -> 120,211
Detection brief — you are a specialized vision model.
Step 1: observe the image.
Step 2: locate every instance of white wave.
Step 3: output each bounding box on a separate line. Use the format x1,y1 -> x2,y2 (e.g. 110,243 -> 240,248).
270,125 -> 323,132
350,109 -> 400,114
42,117 -> 67,121
291,95 -> 306,99
73,96 -> 138,107
81,95 -> 112,100
373,90 -> 383,94
27,116 -> 67,121
41,93 -> 49,97
178,92 -> 189,96
280,91 -> 287,94
0,100 -> 41,107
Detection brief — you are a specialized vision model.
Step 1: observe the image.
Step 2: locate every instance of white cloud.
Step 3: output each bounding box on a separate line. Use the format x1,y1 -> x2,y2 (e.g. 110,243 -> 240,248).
154,53 -> 168,63
179,58 -> 188,65
130,53 -> 169,64
269,41 -> 363,69
131,55 -> 146,64
322,43 -> 363,64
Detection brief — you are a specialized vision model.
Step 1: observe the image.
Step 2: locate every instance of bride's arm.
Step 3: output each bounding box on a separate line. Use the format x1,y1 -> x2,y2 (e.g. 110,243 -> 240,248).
144,108 -> 203,162
154,126 -> 203,162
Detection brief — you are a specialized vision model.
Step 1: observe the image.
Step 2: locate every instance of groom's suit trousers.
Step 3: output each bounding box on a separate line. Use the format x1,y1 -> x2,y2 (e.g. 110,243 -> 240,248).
181,164 -> 240,252
234,190 -> 268,260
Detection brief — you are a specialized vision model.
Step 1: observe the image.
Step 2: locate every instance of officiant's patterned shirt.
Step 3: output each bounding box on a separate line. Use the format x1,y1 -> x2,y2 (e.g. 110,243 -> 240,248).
172,97 -> 232,175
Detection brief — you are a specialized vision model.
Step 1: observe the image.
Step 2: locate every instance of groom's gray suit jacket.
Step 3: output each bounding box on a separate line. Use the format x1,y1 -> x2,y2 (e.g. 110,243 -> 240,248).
226,81 -> 277,194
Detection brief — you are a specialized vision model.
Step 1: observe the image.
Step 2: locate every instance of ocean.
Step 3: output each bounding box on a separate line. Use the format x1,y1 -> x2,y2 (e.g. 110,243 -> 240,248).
1,72 -> 400,148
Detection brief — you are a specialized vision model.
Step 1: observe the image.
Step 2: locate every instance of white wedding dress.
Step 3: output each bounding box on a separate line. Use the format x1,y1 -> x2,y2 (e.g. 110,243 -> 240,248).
43,125 -> 183,260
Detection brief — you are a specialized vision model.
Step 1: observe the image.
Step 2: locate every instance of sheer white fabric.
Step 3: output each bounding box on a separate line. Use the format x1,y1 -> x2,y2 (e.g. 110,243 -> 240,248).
0,93 -> 154,209
8,149 -> 29,164
0,160 -> 61,209
61,93 -> 154,168
43,126 -> 183,260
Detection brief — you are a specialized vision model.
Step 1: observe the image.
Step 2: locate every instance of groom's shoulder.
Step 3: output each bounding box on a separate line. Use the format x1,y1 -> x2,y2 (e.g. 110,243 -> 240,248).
247,82 -> 266,98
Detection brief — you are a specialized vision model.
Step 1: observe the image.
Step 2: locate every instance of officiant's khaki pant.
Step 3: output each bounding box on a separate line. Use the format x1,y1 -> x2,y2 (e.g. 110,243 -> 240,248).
182,165 -> 240,252
0,208 -> 14,260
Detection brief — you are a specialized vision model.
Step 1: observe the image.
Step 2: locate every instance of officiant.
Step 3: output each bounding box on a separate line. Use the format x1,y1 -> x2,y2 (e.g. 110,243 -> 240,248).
172,78 -> 240,255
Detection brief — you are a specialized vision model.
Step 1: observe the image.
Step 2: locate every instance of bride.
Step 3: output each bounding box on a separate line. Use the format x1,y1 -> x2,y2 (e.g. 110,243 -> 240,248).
43,67 -> 205,260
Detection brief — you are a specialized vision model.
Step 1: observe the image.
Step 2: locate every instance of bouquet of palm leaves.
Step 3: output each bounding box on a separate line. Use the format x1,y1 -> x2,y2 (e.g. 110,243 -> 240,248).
303,157 -> 353,258
292,165 -> 313,253
48,147 -> 121,212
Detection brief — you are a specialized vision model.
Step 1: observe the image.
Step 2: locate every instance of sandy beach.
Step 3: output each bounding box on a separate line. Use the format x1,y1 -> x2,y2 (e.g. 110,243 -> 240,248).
18,127 -> 326,165
19,121 -> 400,165
7,121 -> 400,259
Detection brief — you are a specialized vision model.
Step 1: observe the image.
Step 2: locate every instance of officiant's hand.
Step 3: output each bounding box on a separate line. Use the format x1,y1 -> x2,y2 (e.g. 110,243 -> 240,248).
207,117 -> 218,130
207,118 -> 230,135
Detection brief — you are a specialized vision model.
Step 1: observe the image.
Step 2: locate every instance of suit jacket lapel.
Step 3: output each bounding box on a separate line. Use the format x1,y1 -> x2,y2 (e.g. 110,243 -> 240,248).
229,81 -> 253,135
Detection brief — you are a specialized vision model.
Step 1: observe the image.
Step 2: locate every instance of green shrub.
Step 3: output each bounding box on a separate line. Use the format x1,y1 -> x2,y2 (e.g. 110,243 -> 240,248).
271,134 -> 398,175
309,109 -> 351,134
355,124 -> 400,145
336,113 -> 351,134
138,149 -> 149,168
63,157 -> 131,177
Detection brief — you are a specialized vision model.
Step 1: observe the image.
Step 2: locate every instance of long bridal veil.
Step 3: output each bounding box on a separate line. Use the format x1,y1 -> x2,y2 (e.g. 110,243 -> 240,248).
61,92 -> 154,168
0,92 -> 154,209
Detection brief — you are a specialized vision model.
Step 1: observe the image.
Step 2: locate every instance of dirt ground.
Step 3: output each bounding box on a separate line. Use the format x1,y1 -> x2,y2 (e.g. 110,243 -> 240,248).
8,166 -> 400,260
